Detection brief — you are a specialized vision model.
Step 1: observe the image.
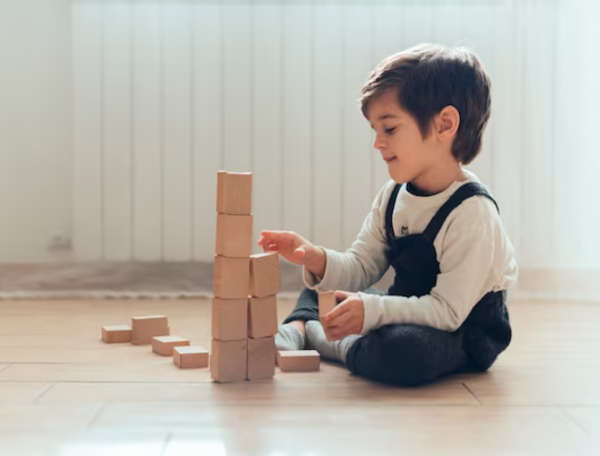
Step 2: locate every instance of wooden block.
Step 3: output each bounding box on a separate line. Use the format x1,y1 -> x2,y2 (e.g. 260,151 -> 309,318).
215,213 -> 253,257
101,325 -> 132,343
212,297 -> 248,340
248,295 -> 277,338
217,170 -> 252,215
249,252 -> 280,297
247,336 -> 275,381
173,345 -> 209,369
213,256 -> 250,299
210,338 -> 247,383
152,336 -> 190,356
277,350 -> 320,372
318,291 -> 336,319
131,315 -> 170,345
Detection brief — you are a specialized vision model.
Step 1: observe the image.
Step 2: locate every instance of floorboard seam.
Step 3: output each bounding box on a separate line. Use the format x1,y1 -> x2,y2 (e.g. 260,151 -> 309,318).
160,432 -> 173,456
86,402 -> 107,430
557,406 -> 590,435
461,382 -> 482,405
33,383 -> 56,403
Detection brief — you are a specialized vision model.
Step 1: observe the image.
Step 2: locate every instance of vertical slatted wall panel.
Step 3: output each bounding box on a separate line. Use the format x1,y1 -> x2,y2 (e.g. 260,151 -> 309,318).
72,0 -> 103,260
73,0 -> 538,263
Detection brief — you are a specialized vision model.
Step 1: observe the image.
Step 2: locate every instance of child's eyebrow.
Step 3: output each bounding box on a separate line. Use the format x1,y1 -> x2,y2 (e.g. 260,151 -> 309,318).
369,113 -> 399,129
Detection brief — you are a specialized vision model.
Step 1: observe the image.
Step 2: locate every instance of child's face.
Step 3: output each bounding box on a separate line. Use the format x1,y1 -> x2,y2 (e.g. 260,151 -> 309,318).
367,89 -> 437,184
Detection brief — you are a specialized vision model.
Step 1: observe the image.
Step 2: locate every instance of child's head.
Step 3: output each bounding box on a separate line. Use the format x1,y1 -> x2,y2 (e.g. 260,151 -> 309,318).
361,44 -> 491,185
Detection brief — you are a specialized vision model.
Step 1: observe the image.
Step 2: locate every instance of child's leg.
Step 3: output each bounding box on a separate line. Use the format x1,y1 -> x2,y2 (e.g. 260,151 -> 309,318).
345,323 -> 472,387
282,287 -> 320,324
304,319 -> 362,364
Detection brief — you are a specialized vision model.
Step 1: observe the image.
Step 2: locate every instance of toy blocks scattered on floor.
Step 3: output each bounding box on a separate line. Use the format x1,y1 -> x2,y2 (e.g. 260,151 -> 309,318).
152,335 -> 190,356
101,325 -> 132,343
277,350 -> 320,372
131,315 -> 170,345
173,346 -> 209,369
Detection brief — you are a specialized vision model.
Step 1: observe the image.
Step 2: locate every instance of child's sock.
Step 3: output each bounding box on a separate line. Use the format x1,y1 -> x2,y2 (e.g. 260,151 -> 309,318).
274,323 -> 306,351
305,320 -> 362,364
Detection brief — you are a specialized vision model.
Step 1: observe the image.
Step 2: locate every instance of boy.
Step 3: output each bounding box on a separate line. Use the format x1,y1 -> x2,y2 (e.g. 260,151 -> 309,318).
258,44 -> 518,386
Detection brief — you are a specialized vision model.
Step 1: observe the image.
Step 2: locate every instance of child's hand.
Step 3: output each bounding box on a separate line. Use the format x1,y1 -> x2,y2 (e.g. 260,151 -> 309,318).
321,290 -> 364,341
258,230 -> 326,277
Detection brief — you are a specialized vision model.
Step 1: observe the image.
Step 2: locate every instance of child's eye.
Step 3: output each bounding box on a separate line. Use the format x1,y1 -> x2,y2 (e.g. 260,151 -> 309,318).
385,127 -> 396,135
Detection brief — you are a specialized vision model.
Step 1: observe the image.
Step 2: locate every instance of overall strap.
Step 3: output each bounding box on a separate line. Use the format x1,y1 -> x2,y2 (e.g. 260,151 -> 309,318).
422,182 -> 499,243
384,183 -> 403,243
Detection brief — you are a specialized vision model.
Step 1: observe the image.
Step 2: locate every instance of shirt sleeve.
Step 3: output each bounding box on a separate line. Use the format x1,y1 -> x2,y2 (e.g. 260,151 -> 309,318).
359,199 -> 497,333
303,181 -> 393,292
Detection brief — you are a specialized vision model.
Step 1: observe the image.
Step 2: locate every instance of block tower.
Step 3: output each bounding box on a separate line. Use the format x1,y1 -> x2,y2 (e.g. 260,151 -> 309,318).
211,171 -> 279,382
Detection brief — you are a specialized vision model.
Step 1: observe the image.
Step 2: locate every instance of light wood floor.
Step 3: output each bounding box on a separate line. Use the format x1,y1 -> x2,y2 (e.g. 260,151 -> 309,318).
1,297 -> 599,455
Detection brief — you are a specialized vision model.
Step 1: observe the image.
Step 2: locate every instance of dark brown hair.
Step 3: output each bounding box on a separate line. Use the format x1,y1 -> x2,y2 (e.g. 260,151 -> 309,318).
360,43 -> 491,165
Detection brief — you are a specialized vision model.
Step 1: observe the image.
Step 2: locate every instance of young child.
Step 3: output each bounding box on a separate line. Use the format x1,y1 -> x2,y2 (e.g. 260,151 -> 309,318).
258,43 -> 518,387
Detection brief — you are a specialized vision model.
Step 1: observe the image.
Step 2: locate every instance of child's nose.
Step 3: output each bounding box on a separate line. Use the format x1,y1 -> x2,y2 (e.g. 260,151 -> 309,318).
373,135 -> 386,150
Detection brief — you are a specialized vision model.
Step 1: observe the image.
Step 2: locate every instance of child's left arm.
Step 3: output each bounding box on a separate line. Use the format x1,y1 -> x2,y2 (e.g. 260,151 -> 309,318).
323,207 -> 516,339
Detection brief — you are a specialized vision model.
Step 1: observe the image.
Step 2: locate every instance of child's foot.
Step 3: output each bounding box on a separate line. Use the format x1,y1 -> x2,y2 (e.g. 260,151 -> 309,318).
305,320 -> 362,364
274,320 -> 306,351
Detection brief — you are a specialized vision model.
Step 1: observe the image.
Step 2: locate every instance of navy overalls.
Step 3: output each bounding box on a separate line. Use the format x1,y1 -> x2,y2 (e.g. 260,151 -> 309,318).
283,181 -> 512,386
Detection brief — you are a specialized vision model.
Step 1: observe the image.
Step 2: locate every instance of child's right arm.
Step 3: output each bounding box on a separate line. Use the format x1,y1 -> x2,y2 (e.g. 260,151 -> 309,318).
257,230 -> 327,280
258,181 -> 394,292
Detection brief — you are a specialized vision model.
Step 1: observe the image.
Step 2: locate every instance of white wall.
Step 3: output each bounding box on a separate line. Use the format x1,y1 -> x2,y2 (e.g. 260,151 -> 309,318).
0,0 -> 72,261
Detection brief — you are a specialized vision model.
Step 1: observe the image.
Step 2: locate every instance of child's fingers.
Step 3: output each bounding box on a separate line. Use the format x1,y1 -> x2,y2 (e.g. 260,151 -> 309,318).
334,290 -> 351,302
323,304 -> 349,325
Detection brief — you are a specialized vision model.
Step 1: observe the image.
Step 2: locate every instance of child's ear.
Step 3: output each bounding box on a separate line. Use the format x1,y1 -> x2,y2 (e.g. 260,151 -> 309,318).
435,105 -> 460,141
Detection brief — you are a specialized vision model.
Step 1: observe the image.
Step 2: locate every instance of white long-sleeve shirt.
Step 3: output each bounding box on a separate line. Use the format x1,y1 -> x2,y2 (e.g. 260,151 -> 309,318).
303,168 -> 519,334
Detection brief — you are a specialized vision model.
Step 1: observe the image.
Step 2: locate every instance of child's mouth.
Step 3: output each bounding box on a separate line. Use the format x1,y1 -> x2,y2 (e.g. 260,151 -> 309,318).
384,156 -> 397,163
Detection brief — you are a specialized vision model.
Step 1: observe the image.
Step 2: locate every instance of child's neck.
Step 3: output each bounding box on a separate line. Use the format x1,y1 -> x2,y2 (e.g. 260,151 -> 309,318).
409,163 -> 466,196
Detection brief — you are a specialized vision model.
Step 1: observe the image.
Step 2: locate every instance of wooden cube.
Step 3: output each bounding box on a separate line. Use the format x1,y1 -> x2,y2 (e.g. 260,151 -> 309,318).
217,170 -> 252,215
249,252 -> 280,298
215,213 -> 253,257
152,336 -> 190,356
247,336 -> 276,381
210,338 -> 247,383
173,345 -> 209,369
277,350 -> 320,372
101,325 -> 132,343
213,256 -> 250,299
318,291 -> 336,319
212,297 -> 248,340
248,295 -> 277,338
131,315 -> 170,345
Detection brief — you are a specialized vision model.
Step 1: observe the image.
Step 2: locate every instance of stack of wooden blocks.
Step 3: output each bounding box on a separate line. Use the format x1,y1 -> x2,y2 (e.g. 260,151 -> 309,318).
211,171 -> 279,382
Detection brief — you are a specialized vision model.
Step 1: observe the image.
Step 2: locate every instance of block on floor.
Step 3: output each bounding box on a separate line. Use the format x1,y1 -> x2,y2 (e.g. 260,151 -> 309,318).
212,297 -> 248,340
152,336 -> 190,356
131,315 -> 170,345
215,213 -> 253,257
173,345 -> 209,369
217,170 -> 252,215
277,350 -> 320,372
318,291 -> 336,320
213,256 -> 250,299
247,336 -> 276,381
210,338 -> 248,383
249,252 -> 281,298
101,325 -> 132,343
248,295 -> 277,338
